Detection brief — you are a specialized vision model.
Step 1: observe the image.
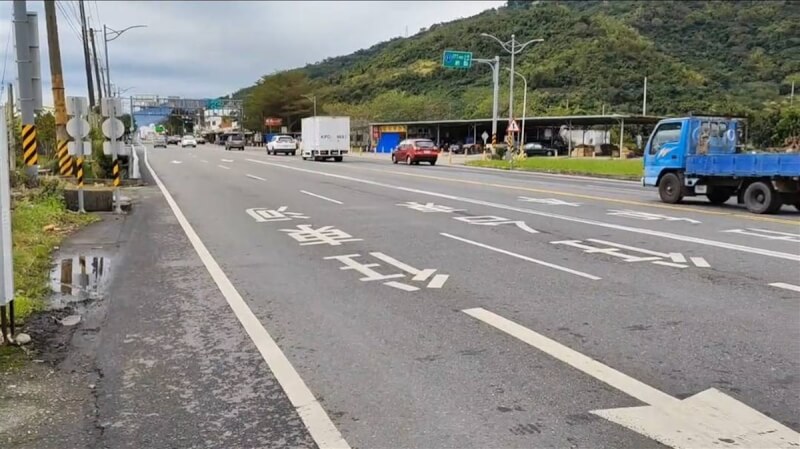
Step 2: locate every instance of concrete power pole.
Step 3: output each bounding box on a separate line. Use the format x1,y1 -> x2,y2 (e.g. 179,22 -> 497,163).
6,84 -> 15,171
89,29 -> 103,103
78,0 -> 95,109
13,1 -> 38,180
45,0 -> 71,177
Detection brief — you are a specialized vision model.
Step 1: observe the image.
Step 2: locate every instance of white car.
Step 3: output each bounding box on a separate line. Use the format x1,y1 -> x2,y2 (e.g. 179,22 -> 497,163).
267,135 -> 297,155
180,135 -> 197,148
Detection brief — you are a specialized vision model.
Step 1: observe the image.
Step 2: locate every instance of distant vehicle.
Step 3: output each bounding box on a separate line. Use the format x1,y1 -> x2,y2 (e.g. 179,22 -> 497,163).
267,135 -> 297,156
167,135 -> 181,145
196,136 -> 206,144
181,135 -> 197,148
392,138 -> 439,165
153,135 -> 167,148
225,134 -> 245,151
301,116 -> 350,162
523,142 -> 556,157
448,143 -> 463,154
643,116 -> 800,214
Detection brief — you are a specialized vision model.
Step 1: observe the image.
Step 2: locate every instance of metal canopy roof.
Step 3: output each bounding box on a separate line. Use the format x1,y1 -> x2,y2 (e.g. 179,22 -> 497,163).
370,114 -> 664,128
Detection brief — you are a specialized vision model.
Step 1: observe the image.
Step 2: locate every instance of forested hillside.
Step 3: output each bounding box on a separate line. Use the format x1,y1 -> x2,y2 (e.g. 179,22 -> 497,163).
237,0 -> 799,146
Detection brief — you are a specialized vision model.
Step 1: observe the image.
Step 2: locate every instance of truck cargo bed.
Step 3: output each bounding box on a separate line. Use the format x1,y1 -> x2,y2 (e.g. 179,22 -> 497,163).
685,153 -> 800,178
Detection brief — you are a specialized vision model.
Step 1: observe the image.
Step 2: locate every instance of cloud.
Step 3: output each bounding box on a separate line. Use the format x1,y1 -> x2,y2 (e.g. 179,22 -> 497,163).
0,0 -> 504,107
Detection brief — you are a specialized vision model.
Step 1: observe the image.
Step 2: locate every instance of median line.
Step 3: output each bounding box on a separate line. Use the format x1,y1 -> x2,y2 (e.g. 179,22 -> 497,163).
440,232 -> 601,280
300,190 -> 343,205
246,174 -> 266,181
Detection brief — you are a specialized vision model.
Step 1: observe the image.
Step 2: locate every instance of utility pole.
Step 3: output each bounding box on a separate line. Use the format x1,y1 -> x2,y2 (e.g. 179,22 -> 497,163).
642,76 -> 648,116
13,1 -> 38,180
78,0 -> 95,108
89,29 -> 103,102
6,84 -> 15,170
45,0 -> 69,176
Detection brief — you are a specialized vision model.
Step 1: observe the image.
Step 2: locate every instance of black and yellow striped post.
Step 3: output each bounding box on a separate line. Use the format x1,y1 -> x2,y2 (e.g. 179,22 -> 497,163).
57,140 -> 73,176
76,156 -> 84,188
112,159 -> 121,187
22,124 -> 38,167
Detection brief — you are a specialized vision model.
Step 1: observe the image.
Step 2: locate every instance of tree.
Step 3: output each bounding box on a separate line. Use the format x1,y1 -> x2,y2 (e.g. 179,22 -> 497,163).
243,71 -> 313,131
34,111 -> 56,157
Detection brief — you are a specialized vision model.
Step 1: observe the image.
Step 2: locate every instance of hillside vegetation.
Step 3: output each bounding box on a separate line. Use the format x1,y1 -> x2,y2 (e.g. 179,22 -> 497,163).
238,0 -> 799,146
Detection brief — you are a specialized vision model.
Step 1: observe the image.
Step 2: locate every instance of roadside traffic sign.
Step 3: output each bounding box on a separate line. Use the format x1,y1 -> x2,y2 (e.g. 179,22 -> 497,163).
66,117 -> 90,139
102,118 -> 125,140
481,131 -> 489,144
442,50 -> 473,69
507,120 -> 520,133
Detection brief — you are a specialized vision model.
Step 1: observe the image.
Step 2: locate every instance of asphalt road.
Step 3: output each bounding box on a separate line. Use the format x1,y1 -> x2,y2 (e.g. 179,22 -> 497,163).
142,143 -> 800,449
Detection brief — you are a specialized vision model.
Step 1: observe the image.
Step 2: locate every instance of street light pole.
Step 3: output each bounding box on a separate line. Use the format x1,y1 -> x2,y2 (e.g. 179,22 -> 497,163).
474,56 -> 500,154
102,24 -> 147,97
303,94 -> 317,117
480,33 -> 543,151
507,68 -> 528,147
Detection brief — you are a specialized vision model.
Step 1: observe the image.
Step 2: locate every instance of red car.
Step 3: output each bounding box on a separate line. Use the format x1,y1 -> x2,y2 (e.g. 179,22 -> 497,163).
392,139 -> 439,165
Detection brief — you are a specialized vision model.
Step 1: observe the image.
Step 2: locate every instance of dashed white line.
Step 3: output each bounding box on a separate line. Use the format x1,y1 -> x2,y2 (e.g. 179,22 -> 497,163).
440,232 -> 601,280
246,174 -> 266,181
300,190 -> 343,205
218,165 -> 231,170
769,282 -> 800,293
200,159 -> 209,163
689,257 -> 710,268
221,158 -> 234,163
246,158 -> 800,262
426,274 -> 449,289
144,148 -> 350,449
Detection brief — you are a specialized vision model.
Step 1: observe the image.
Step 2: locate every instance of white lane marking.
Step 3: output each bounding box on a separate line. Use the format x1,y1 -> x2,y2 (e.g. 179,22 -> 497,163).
222,158 -> 234,163
384,281 -> 419,292
722,228 -> 800,243
426,274 -> 449,289
689,257 -> 710,268
218,165 -> 231,170
586,238 -> 669,257
464,307 -> 800,449
144,149 -> 350,449
668,253 -> 687,263
246,159 -> 800,262
200,159 -> 209,163
769,282 -> 800,293
441,232 -> 600,280
246,174 -> 266,181
171,160 -> 182,164
300,190 -> 343,205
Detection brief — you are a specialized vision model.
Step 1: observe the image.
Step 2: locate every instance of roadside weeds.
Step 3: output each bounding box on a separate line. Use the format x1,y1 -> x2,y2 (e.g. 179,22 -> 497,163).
467,157 -> 642,181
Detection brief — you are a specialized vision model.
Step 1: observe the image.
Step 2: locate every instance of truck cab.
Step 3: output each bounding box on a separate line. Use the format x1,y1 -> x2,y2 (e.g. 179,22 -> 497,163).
643,116 -> 800,214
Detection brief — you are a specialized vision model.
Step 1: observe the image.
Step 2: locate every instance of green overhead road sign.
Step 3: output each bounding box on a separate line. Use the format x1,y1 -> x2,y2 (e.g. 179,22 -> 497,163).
206,99 -> 223,109
442,50 -> 473,69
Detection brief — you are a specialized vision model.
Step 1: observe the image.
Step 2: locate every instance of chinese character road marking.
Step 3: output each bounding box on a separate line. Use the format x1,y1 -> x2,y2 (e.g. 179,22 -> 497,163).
518,197 -> 582,207
323,252 -> 449,291
397,202 -> 466,213
722,228 -> 800,243
453,215 -> 539,234
246,206 -> 309,223
280,225 -> 363,246
551,238 -> 710,268
607,209 -> 701,224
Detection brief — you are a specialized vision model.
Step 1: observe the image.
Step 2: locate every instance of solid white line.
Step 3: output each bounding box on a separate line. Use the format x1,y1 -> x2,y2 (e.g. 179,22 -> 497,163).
144,149 -> 350,449
462,307 -> 676,407
300,190 -> 343,205
427,274 -> 448,289
690,257 -> 710,268
218,165 -> 231,170
246,159 -> 800,262
441,232 -> 601,280
246,174 -> 266,181
769,282 -> 800,293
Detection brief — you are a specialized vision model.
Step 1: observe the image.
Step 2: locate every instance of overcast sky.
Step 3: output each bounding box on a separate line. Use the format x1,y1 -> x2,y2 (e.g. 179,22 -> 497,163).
0,1 -> 504,107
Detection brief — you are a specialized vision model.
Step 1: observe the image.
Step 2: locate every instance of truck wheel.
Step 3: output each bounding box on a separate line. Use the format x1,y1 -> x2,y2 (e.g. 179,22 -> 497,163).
334,156 -> 343,162
292,151 -> 296,156
658,173 -> 683,204
706,187 -> 732,205
743,181 -> 781,214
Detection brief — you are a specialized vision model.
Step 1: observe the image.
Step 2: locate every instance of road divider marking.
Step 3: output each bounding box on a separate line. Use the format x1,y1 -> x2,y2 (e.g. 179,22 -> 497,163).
143,148 -> 351,449
300,190 -> 343,205
463,307 -> 800,449
218,165 -> 231,170
246,174 -> 266,181
246,159 -> 800,262
769,282 -> 800,293
441,232 -> 600,280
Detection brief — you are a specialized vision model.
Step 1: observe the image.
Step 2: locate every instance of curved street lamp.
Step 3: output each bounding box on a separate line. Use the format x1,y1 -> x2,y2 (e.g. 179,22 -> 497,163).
506,68 -> 528,148
103,24 -> 147,97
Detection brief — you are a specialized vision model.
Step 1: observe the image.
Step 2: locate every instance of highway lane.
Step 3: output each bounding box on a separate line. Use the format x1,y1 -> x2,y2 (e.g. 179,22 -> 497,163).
146,144 -> 800,448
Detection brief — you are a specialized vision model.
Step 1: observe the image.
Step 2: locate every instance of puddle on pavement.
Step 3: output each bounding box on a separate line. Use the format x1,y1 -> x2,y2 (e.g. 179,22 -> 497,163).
49,254 -> 112,309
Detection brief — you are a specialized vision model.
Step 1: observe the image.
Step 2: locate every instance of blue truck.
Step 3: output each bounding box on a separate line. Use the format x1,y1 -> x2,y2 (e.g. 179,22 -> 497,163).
643,116 -> 800,214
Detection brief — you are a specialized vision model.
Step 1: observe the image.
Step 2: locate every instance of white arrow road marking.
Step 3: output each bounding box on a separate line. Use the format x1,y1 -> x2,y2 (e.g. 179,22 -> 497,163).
723,228 -> 800,243
441,233 -> 600,280
246,158 -> 800,262
246,174 -> 266,181
143,148 -> 350,449
300,190 -> 343,205
463,307 -> 800,449
384,281 -> 419,292
218,165 -> 231,170
769,282 -> 800,293
689,257 -> 710,268
171,160 -> 182,164
426,274 -> 449,289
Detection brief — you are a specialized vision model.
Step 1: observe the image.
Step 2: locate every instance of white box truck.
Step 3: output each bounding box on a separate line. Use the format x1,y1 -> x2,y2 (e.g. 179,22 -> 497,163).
300,116 -> 350,162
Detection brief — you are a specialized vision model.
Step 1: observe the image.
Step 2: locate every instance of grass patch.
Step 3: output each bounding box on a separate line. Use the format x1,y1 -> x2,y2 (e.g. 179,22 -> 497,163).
11,178 -> 98,322
467,157 -> 643,180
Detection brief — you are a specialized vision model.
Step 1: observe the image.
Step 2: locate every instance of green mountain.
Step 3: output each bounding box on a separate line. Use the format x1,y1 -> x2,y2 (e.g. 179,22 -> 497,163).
238,0 -> 799,132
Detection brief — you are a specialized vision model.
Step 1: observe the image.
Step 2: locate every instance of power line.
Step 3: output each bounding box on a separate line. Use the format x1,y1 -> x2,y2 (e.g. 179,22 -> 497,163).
55,1 -> 83,42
